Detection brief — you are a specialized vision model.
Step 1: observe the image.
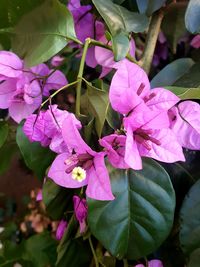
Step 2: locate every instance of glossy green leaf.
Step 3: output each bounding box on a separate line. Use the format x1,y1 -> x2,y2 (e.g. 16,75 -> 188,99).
82,84 -> 109,137
88,159 -> 175,260
112,32 -> 130,61
16,124 -> 55,181
0,143 -> 18,175
185,0 -> 200,33
92,0 -> 149,60
180,179 -> 200,255
174,63 -> 200,88
162,2 -> 187,53
165,86 -> 200,100
43,179 -> 73,220
106,104 -> 121,130
12,0 -> 77,66
0,122 -> 8,148
136,0 -> 166,16
150,58 -> 194,87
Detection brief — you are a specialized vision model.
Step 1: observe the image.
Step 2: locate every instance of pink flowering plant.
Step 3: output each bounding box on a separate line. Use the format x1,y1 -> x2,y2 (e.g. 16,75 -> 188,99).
0,0 -> 200,266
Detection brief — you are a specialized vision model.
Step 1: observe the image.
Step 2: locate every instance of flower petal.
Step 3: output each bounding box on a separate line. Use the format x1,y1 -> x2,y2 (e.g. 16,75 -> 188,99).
139,129 -> 185,163
0,79 -> 16,108
48,153 -> 88,188
86,153 -> 114,200
0,51 -> 23,78
109,61 -> 150,114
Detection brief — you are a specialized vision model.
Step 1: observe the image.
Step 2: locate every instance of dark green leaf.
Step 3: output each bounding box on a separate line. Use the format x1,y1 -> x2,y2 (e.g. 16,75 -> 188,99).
43,179 -> 73,220
180,179 -> 200,255
23,233 -> 57,267
56,216 -> 89,267
106,104 -> 121,130
16,124 -> 55,181
165,86 -> 200,100
56,237 -> 92,267
12,0 -> 77,66
150,58 -> 194,87
0,143 -> 18,175
136,0 -> 166,16
81,83 -> 109,137
185,0 -> 200,33
174,63 -> 200,88
162,2 -> 187,53
92,0 -> 149,60
88,159 -> 175,260
0,122 -> 8,148
112,32 -> 130,61
188,248 -> 200,267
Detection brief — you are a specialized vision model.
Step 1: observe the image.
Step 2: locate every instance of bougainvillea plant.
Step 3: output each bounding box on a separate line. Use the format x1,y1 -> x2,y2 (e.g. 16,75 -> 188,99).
0,0 -> 200,266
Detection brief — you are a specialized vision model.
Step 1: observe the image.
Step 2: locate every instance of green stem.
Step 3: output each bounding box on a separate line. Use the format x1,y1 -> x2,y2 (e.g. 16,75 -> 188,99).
75,38 -> 91,116
41,80 -> 78,108
89,236 -> 99,267
90,39 -> 139,65
123,259 -> 129,267
140,9 -> 164,74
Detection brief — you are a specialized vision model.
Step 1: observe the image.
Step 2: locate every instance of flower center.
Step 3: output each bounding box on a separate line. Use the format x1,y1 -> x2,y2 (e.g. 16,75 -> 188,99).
72,167 -> 86,182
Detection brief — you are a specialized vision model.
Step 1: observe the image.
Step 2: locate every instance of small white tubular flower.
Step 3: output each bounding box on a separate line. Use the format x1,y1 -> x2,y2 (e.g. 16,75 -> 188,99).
71,167 -> 86,182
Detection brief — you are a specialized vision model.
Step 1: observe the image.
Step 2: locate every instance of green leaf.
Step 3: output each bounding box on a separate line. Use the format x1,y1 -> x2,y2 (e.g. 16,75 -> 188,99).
136,0 -> 166,16
174,63 -> 200,88
185,0 -> 200,34
43,179 -> 73,220
56,216 -> 92,267
112,32 -> 130,61
150,58 -> 194,87
92,0 -> 149,60
188,248 -> 200,267
81,84 -> 109,137
106,104 -> 121,130
56,237 -> 92,267
180,179 -> 200,255
0,0 -> 44,49
162,2 -> 187,53
16,124 -> 55,181
0,143 -> 18,175
23,233 -> 57,267
88,159 -> 175,260
0,122 -> 8,149
165,86 -> 200,100
12,0 -> 77,66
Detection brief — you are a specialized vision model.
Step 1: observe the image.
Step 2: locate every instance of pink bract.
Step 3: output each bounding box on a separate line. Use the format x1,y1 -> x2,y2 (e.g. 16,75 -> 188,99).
48,115 -> 114,201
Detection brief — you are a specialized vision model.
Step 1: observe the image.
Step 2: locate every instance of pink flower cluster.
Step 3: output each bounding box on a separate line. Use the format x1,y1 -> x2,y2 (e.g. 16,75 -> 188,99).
0,51 -> 67,123
23,63 -> 200,202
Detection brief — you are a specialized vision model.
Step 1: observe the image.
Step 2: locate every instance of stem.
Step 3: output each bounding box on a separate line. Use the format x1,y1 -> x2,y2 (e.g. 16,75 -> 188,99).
40,80 -> 78,108
89,236 -> 99,267
123,259 -> 129,267
90,39 -> 139,65
140,9 -> 164,74
75,38 -> 91,116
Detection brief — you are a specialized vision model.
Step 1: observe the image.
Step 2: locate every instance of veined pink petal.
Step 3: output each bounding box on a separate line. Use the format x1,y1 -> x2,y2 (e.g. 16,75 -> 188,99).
73,196 -> 88,233
109,61 -> 150,114
48,153 -> 88,188
9,90 -> 42,123
43,70 -> 68,96
30,63 -> 49,77
170,102 -> 200,150
0,51 -> 23,78
86,153 -> 114,201
62,116 -> 93,155
56,220 -> 67,240
0,79 -> 17,108
146,87 -> 180,111
139,128 -> 185,163
99,134 -> 128,169
125,126 -> 142,170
